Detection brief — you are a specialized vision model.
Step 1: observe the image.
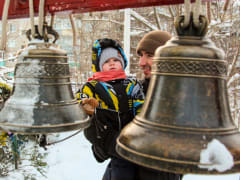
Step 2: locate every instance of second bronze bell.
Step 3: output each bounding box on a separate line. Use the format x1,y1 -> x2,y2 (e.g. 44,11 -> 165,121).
0,42 -> 90,134
116,15 -> 240,174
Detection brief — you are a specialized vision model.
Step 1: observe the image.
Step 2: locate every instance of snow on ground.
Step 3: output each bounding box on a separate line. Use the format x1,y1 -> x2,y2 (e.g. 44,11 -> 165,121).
44,132 -> 240,180
184,174 -> 240,180
0,131 -> 239,180
43,131 -> 109,180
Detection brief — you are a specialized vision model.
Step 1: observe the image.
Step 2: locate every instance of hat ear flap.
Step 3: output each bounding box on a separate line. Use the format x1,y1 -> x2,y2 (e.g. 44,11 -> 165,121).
92,40 -> 101,72
117,46 -> 128,70
92,64 -> 97,73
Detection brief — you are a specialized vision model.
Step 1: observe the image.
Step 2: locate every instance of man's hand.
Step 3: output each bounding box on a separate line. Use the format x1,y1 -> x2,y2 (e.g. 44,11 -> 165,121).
81,98 -> 99,115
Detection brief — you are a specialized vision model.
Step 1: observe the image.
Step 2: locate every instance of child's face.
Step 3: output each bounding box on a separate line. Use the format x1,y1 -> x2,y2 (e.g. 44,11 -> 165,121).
102,58 -> 123,71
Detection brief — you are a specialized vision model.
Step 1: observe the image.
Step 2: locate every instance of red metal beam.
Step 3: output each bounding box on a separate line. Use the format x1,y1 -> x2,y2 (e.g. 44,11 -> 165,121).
0,0 -> 189,20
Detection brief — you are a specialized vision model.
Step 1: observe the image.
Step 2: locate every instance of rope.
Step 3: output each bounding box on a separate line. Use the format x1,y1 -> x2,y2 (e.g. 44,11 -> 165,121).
193,0 -> 201,28
38,0 -> 45,36
29,0 -> 35,37
182,0 -> 191,28
0,0 -> 10,50
45,129 -> 83,146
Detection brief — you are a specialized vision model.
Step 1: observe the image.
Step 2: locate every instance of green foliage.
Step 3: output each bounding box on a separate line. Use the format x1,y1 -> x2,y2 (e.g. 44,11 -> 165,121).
0,145 -> 13,176
0,133 -> 48,179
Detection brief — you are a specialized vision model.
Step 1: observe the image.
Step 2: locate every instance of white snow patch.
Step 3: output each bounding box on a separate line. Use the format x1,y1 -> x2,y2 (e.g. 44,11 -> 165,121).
15,59 -> 45,77
0,132 -> 239,180
42,132 -> 110,180
198,139 -> 234,172
183,173 -> 240,180
227,73 -> 240,87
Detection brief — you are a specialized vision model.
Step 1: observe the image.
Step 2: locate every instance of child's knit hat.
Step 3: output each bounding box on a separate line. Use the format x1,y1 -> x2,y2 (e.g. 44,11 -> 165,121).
99,47 -> 124,71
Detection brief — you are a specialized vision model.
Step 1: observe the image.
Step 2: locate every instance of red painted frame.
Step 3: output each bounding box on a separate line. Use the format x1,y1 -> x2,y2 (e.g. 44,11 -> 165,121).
0,0 -> 192,19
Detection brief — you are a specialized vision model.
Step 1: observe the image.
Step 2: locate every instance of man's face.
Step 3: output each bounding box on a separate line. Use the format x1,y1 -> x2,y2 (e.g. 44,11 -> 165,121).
139,50 -> 153,79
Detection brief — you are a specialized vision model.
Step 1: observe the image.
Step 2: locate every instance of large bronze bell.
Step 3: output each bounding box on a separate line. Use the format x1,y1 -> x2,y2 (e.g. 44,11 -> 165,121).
0,27 -> 90,134
116,14 -> 240,174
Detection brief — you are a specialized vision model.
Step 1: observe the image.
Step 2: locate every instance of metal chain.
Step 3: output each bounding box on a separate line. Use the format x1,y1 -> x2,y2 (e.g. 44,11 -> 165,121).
193,0 -> 202,28
183,0 -> 202,28
182,0 -> 191,28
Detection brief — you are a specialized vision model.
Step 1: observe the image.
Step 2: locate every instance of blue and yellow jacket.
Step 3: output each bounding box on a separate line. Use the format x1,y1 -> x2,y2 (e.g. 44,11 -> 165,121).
0,82 -> 12,102
0,82 -> 12,146
76,78 -> 144,117
76,78 -> 144,161
75,38 -> 144,162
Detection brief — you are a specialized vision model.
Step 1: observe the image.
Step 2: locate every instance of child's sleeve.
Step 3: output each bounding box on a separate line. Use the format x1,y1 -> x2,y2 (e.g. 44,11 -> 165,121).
75,83 -> 94,104
0,82 -> 12,101
131,79 -> 145,115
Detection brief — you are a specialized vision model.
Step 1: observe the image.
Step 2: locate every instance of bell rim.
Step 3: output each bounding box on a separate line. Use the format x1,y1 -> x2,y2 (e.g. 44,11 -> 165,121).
116,117 -> 240,174
116,138 -> 240,175
0,116 -> 90,128
0,116 -> 91,134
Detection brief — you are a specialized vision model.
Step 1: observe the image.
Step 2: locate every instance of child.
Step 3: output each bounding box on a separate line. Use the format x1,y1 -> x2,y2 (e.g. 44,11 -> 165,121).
0,82 -> 12,110
0,82 -> 12,145
76,38 -> 144,180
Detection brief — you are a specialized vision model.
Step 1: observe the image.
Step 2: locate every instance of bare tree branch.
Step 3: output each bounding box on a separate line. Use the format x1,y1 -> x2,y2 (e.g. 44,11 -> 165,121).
206,2 -> 211,23
154,7 -> 161,29
175,4 -> 181,17
168,6 -> 175,21
227,44 -> 240,79
221,0 -> 230,22
130,9 -> 158,30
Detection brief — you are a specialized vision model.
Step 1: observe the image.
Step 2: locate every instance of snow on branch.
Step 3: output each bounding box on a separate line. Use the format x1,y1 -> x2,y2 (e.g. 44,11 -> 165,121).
227,73 -> 240,87
130,9 -> 158,31
227,45 -> 240,78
